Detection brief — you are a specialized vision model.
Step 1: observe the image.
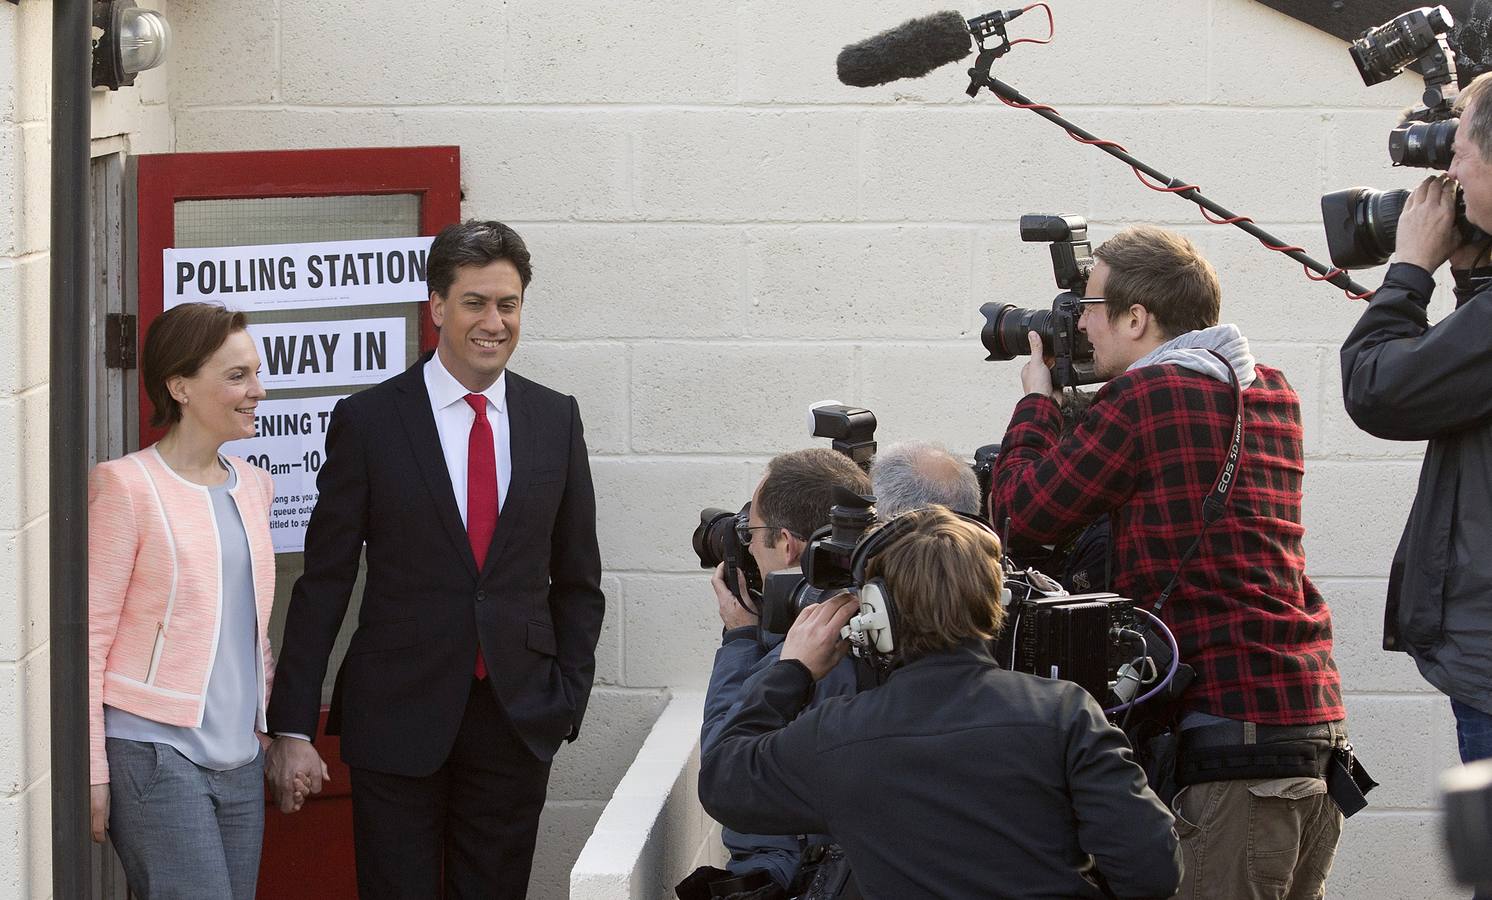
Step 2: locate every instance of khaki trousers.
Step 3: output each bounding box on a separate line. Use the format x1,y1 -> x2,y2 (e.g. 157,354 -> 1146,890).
1170,775 -> 1343,900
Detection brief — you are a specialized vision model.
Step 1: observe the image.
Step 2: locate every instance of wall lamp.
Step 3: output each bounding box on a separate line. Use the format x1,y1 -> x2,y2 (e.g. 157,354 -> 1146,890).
91,0 -> 172,90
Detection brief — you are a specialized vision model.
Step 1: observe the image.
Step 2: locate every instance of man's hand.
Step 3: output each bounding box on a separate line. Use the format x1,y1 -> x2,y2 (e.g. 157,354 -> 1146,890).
1395,174 -> 1462,273
712,562 -> 758,631
781,593 -> 859,681
266,736 -> 330,814
1021,332 -> 1057,398
90,783 -> 109,843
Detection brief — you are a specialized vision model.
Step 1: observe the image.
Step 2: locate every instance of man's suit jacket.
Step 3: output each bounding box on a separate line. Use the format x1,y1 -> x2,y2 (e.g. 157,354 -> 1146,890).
267,356 -> 606,776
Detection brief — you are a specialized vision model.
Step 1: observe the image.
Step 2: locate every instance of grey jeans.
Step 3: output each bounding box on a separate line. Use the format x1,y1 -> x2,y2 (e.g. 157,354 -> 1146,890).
105,738 -> 265,900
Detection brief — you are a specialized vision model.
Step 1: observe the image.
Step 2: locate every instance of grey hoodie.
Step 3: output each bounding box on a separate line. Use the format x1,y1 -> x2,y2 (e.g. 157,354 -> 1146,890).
1127,323 -> 1256,389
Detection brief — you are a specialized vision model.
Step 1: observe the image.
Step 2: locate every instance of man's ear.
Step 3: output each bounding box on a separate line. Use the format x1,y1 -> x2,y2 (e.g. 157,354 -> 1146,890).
429,291 -> 445,329
782,530 -> 807,567
1126,303 -> 1153,339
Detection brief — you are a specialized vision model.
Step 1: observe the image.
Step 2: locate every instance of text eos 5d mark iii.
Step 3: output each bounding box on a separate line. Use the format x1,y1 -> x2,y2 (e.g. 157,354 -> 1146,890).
980,214 -> 1101,388
1322,5 -> 1491,269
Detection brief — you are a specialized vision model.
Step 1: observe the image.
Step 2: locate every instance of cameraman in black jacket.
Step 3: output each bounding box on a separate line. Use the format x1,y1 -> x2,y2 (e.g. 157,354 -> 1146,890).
699,506 -> 1181,900
1341,72 -> 1492,779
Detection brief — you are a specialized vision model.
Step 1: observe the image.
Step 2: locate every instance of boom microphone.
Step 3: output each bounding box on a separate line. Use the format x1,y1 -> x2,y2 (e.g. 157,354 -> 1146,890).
836,11 -> 974,88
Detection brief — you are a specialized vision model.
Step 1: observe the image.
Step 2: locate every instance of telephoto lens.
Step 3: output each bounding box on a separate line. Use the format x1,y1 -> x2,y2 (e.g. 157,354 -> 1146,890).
1320,185 -> 1489,269
1390,118 -> 1458,169
979,302 -> 1063,361
1320,187 -> 1408,270
693,508 -> 739,570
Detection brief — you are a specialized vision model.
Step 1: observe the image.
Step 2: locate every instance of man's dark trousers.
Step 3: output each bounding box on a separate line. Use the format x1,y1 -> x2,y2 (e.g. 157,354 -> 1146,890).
350,680 -> 552,897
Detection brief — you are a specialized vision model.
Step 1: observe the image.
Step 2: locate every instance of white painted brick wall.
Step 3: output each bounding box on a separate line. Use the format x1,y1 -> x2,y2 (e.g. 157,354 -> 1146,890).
139,0 -> 1492,895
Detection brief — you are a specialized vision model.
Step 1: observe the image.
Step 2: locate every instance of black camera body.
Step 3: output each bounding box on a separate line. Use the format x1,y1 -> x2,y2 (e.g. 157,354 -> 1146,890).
1323,5 -> 1492,269
759,487 -> 877,635
981,214 -> 1100,388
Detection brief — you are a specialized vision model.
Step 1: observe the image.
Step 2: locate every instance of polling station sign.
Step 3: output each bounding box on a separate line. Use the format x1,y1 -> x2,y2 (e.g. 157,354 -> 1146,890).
222,395 -> 345,554
248,317 -> 406,389
164,235 -> 434,312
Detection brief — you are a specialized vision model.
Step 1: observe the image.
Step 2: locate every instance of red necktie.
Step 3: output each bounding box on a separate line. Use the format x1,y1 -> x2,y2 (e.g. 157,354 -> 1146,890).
465,393 -> 498,680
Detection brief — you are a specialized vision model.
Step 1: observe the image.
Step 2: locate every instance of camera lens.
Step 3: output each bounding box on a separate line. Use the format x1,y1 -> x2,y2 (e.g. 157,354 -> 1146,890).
1390,119 -> 1457,169
1321,187 -> 1407,270
979,302 -> 1060,361
693,508 -> 737,569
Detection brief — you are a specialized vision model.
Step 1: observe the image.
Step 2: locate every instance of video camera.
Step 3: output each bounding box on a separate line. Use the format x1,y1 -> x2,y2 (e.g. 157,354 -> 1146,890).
1322,5 -> 1492,269
980,214 -> 1101,388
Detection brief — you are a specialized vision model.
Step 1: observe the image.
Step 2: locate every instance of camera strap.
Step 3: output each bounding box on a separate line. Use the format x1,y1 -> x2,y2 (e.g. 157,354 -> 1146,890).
1150,350 -> 1245,619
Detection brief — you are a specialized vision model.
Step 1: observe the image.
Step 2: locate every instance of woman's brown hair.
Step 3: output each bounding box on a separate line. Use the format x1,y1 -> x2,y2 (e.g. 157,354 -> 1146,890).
142,302 -> 249,428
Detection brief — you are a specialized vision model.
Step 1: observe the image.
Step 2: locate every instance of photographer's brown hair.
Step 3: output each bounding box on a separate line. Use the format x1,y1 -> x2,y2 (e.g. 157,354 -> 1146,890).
863,505 -> 1006,659
142,302 -> 249,428
1094,225 -> 1221,338
756,448 -> 871,548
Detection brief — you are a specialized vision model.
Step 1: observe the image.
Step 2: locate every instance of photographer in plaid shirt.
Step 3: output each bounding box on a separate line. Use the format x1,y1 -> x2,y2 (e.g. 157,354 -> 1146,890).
989,225 -> 1347,900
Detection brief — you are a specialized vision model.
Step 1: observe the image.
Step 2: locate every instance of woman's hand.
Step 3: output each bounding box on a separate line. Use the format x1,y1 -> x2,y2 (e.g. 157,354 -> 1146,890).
90,784 -> 110,843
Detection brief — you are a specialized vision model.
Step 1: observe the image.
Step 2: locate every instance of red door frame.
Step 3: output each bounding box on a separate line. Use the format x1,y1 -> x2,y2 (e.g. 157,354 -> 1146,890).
134,145 -> 460,445
133,146 -> 461,896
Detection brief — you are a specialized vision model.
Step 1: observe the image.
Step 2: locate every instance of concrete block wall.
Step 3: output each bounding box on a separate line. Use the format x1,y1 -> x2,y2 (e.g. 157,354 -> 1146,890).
0,2 -> 173,895
147,0 -> 1469,896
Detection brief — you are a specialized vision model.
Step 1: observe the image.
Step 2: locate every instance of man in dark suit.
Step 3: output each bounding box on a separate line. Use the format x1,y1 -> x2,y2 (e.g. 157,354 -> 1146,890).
266,220 -> 606,897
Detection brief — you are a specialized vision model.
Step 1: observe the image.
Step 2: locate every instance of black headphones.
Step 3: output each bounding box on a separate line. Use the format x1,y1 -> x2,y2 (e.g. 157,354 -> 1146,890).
840,508 -> 1002,661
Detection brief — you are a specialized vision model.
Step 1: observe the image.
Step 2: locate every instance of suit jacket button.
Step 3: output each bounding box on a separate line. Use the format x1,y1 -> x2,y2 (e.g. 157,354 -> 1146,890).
476,590 -> 487,603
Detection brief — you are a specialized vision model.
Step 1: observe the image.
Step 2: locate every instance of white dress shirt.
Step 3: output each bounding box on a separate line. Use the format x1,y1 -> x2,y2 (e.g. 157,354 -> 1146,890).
424,351 -> 512,520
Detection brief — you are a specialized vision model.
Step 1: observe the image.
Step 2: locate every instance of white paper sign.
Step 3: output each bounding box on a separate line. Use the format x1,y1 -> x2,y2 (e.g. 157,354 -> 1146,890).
223,395 -> 346,554
164,236 -> 434,312
248,317 -> 406,389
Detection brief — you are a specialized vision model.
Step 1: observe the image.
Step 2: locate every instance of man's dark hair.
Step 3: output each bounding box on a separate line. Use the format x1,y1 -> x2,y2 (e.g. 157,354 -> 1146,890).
426,219 -> 533,297
1093,225 -> 1220,338
757,448 -> 871,547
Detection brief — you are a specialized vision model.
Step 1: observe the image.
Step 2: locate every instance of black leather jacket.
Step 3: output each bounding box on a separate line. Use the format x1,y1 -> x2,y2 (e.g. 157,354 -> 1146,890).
1342,262 -> 1492,715
699,641 -> 1181,900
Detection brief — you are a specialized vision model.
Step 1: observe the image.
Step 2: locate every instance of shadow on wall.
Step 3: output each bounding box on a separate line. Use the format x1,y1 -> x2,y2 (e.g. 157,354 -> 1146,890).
570,692 -> 725,900
527,686 -> 673,900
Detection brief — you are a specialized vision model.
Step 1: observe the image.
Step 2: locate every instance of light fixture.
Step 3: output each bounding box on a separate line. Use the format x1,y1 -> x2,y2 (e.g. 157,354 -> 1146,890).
91,1 -> 172,91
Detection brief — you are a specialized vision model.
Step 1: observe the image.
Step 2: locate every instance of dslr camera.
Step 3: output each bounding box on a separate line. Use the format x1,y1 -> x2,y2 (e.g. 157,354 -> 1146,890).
1322,5 -> 1491,268
691,404 -> 878,610
980,214 -> 1101,388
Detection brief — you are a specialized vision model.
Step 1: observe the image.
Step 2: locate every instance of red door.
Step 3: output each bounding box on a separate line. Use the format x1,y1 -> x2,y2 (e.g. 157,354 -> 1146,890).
134,146 -> 461,897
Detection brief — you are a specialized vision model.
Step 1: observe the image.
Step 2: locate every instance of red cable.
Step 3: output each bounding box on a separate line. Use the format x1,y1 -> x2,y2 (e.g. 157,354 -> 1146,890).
988,9 -> 1362,300
1009,3 -> 1055,48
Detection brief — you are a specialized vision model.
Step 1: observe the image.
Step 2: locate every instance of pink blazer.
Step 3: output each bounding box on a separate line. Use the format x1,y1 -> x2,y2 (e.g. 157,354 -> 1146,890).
88,447 -> 277,784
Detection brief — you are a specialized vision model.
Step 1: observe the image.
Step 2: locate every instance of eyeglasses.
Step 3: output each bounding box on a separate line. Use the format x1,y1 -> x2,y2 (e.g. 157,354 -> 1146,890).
736,519 -> 806,547
1076,296 -> 1106,316
735,521 -> 778,546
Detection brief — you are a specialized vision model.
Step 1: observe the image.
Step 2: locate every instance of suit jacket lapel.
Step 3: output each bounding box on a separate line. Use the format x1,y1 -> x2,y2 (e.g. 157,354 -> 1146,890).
483,372 -> 535,580
393,359 -> 480,580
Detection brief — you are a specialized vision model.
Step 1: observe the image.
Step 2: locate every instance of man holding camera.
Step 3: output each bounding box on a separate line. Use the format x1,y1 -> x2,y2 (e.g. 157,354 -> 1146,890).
991,225 -> 1347,899
700,505 -> 1181,900
1342,71 -> 1492,779
695,448 -> 871,898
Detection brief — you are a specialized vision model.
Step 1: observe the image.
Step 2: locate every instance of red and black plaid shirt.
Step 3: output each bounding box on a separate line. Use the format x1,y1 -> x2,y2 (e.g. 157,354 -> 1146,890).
990,363 -> 1343,725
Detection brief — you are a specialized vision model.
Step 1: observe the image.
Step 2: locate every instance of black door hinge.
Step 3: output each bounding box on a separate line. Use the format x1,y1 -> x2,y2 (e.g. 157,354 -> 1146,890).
105,313 -> 137,369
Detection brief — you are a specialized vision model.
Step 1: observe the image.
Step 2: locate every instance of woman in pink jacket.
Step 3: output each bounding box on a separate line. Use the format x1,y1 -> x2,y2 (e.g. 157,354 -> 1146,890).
88,302 -> 282,898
